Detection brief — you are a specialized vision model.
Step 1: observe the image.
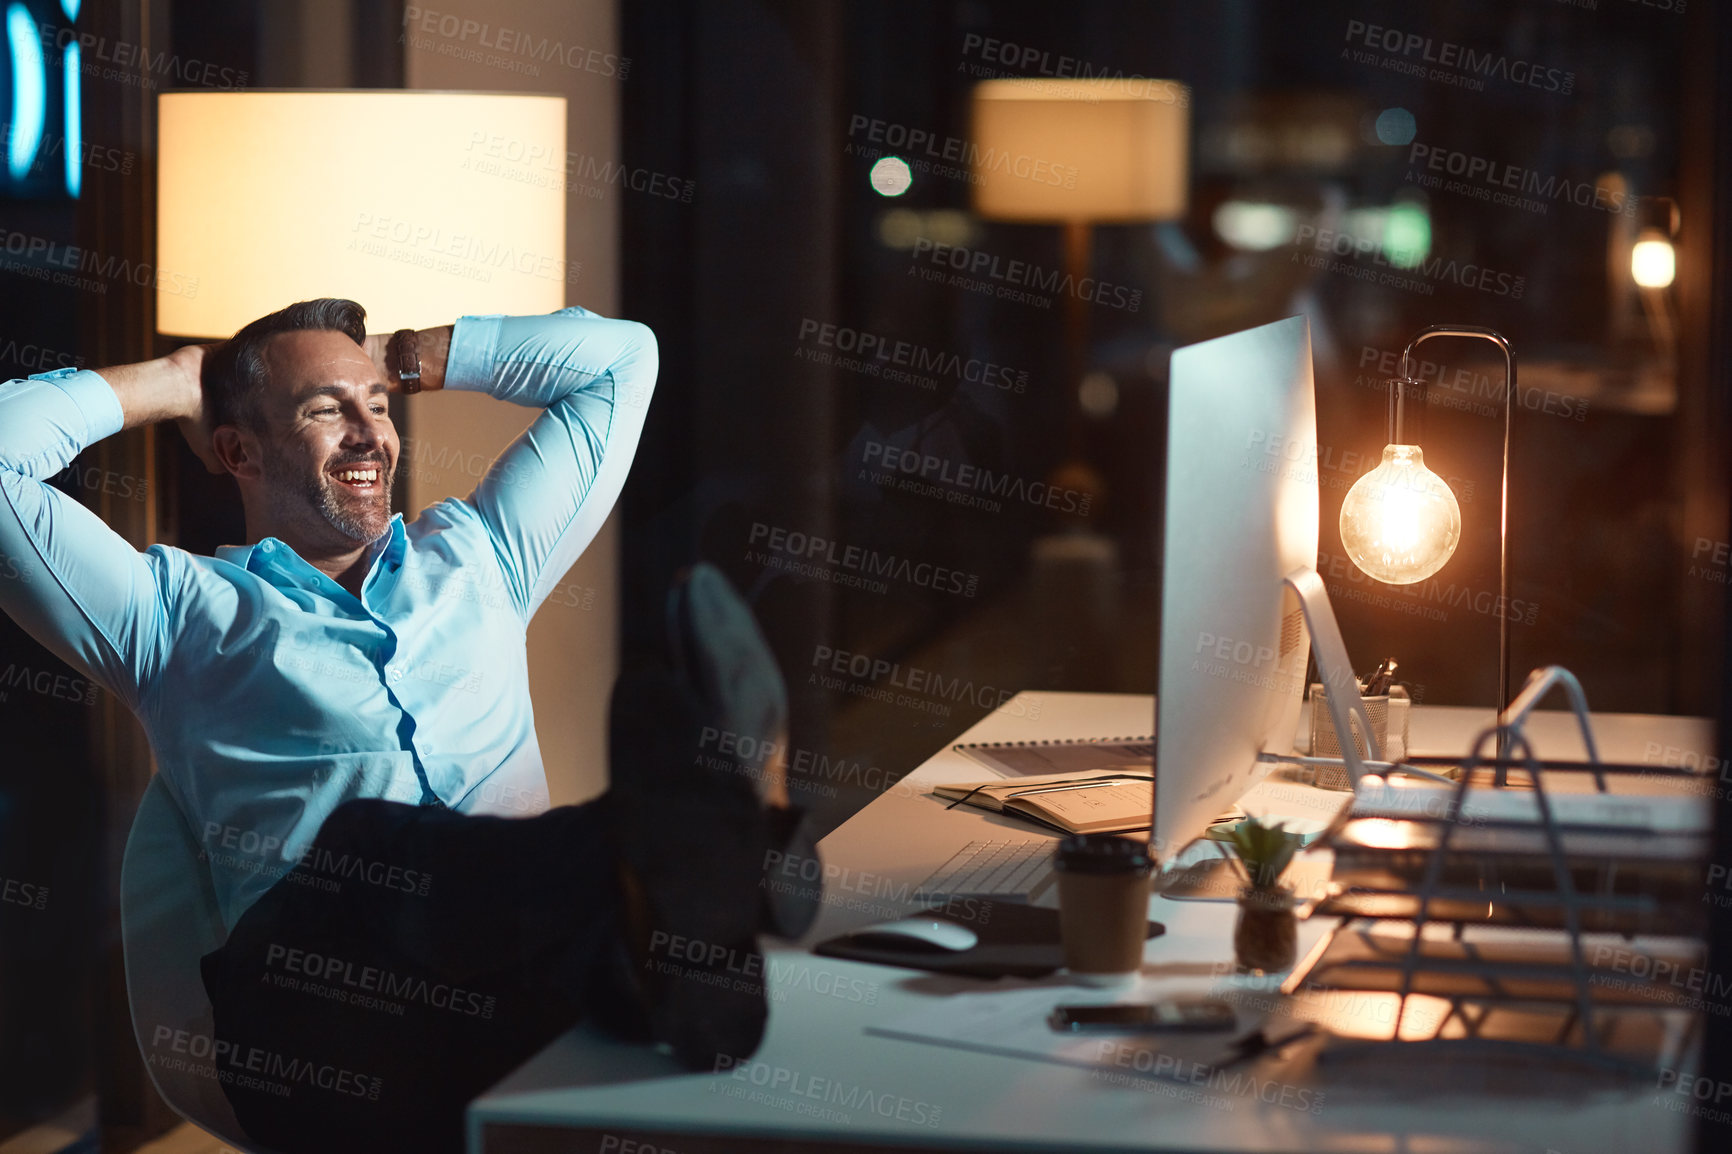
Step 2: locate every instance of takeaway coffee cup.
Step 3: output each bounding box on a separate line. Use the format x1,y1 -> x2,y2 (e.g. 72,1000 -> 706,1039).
1055,834 -> 1153,986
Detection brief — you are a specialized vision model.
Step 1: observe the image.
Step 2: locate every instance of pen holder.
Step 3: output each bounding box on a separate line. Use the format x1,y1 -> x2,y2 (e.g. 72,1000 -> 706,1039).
1309,684 -> 1409,791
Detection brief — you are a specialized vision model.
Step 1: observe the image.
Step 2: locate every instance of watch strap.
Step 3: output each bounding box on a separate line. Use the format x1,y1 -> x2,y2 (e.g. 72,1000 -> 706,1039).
387,328 -> 422,394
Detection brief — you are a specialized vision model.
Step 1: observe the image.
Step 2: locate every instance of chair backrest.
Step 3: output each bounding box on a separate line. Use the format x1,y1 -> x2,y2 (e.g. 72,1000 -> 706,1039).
119,775 -> 256,1151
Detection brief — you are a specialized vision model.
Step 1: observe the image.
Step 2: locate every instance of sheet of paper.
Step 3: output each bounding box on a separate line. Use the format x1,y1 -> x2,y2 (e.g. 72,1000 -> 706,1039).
864,972 -> 1311,1086
1013,781 -> 1152,830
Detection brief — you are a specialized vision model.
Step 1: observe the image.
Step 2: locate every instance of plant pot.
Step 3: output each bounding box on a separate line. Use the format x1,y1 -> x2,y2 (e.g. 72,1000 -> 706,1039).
1234,885 -> 1298,975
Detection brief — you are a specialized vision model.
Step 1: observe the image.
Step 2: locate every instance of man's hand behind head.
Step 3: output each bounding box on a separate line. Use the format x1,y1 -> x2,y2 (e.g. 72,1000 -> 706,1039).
169,342 -> 225,475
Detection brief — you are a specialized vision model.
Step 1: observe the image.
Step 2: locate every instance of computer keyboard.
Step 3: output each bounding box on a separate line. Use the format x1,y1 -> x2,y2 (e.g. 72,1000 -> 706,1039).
913,838 -> 1057,903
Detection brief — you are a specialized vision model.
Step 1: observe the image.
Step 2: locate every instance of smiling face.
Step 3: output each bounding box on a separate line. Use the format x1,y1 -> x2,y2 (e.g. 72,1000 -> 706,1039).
233,329 -> 399,553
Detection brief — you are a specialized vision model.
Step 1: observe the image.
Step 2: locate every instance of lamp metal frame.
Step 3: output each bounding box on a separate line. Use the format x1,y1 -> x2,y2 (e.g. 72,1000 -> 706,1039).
1384,326 -> 1516,752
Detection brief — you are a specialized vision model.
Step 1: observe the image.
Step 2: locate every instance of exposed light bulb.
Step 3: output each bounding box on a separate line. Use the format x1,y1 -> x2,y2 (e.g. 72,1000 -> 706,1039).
1339,444 -> 1461,585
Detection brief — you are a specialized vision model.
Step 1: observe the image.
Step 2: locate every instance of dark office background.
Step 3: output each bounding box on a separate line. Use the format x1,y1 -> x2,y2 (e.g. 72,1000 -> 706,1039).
620,0 -> 1716,826
1,0 -> 1729,1149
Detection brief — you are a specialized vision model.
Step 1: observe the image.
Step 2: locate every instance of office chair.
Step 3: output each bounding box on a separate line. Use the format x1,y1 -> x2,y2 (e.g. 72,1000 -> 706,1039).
119,775 -> 260,1153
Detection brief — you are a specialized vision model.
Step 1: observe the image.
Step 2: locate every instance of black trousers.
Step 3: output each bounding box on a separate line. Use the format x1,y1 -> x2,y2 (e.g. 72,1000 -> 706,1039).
200,796 -> 635,1154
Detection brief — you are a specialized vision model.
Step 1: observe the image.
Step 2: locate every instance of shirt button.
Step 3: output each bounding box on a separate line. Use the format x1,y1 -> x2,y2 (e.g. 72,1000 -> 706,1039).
387,666 -> 404,683
259,541 -> 275,553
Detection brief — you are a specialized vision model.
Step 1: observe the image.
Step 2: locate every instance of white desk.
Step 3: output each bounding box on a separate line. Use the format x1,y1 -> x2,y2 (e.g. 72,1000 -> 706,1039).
468,692 -> 1714,1153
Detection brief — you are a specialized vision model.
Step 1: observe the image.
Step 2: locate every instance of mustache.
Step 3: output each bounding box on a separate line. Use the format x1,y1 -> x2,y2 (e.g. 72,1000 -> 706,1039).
325,454 -> 392,472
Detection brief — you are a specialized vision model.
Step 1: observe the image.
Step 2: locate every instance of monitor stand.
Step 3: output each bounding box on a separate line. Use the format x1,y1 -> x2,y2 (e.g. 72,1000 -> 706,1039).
1285,567 -> 1382,782
1157,568 -> 1373,902
1153,852 -> 1244,901
1151,807 -> 1249,900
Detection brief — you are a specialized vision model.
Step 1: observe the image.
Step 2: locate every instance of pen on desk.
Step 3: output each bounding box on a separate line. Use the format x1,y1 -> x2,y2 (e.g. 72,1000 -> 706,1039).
942,772 -> 1146,811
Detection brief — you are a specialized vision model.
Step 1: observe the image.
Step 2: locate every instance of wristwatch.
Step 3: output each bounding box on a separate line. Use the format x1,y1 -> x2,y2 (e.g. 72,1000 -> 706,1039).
386,328 -> 422,394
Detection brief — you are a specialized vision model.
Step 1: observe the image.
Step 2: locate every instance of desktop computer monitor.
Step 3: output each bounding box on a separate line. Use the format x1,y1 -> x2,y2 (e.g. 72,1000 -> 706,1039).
1154,315 -> 1319,862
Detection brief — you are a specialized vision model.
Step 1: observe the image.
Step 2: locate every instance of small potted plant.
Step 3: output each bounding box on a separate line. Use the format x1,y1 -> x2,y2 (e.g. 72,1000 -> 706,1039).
1212,818 -> 1307,974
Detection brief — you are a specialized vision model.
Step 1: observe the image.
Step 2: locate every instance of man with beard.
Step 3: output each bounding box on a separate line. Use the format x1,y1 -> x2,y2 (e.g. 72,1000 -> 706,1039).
0,300 -> 816,1152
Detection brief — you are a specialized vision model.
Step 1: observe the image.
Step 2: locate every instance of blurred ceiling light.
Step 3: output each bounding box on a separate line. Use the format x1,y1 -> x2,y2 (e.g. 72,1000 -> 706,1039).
876,207 -> 976,251
1211,200 -> 1299,251
1338,203 -> 1430,269
1205,120 -> 1353,170
1380,201 -> 1431,269
1341,206 -> 1386,239
1374,108 -> 1416,146
869,156 -> 913,197
1631,227 -> 1676,289
877,208 -> 921,249
1202,93 -> 1365,174
1077,371 -> 1119,419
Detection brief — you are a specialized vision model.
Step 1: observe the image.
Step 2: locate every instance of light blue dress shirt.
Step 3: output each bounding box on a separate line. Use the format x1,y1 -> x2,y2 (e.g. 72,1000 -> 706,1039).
0,307 -> 656,928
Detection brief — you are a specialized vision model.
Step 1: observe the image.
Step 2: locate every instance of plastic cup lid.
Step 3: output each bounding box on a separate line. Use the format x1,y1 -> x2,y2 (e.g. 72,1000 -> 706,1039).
1054,833 -> 1153,874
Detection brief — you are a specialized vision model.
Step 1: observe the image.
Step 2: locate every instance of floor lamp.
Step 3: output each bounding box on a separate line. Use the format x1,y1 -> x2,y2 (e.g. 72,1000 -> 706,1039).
969,78 -> 1189,487
967,79 -> 1189,684
155,90 -> 568,339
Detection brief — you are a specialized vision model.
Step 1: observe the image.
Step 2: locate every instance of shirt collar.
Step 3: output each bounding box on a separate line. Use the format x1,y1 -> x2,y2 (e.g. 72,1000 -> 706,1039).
215,514 -> 407,583
371,514 -> 408,568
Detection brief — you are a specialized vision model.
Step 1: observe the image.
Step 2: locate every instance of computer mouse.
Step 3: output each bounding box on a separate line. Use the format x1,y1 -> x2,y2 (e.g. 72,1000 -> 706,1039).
849,918 -> 980,953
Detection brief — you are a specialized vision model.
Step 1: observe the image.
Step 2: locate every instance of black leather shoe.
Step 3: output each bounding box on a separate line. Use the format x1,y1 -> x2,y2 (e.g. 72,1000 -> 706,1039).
664,565 -> 823,940
603,565 -> 826,1069
665,563 -> 787,791
607,666 -> 769,1070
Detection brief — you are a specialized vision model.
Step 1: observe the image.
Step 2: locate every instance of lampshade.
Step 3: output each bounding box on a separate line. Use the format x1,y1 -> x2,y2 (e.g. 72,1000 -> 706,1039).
157,90 -> 567,338
969,78 -> 1189,222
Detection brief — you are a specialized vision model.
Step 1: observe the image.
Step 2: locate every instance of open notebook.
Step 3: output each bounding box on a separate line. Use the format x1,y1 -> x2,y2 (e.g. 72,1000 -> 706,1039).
931,769 -> 1154,835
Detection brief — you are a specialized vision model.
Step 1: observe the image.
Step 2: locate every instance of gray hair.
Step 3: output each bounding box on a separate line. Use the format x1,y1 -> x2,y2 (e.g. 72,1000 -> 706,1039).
204,298 -> 368,431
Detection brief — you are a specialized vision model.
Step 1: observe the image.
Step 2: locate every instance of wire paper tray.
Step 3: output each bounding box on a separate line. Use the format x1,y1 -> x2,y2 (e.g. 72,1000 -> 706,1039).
1285,666 -> 1712,1076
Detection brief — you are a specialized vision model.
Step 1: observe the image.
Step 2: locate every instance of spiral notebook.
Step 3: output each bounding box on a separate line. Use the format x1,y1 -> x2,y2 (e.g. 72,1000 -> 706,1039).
953,736 -> 1153,778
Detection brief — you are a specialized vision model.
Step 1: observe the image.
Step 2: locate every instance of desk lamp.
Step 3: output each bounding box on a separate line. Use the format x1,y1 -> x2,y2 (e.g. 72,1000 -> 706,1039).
1339,326 -> 1515,718
155,90 -> 567,338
